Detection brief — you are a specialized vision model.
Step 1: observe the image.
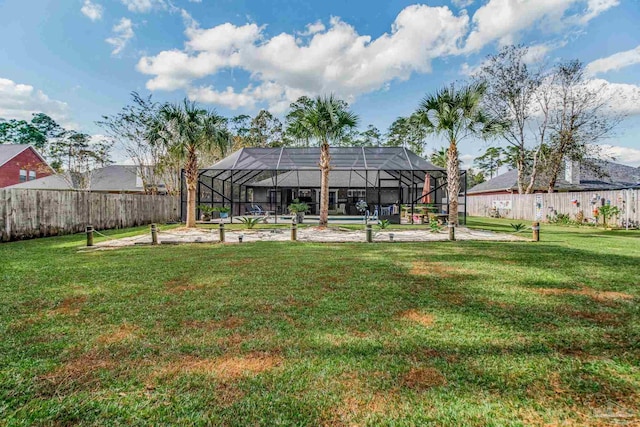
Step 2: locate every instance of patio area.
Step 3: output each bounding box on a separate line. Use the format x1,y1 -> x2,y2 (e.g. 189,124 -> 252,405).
92,225 -> 526,248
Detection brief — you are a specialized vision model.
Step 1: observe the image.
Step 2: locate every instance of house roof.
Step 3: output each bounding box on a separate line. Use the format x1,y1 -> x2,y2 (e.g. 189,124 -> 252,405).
0,144 -> 53,172
7,165 -> 164,192
468,160 -> 640,194
203,147 -> 444,172
0,144 -> 31,167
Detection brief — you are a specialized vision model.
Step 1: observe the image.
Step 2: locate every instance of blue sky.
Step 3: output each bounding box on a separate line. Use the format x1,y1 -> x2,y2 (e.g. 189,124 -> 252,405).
1,0 -> 640,165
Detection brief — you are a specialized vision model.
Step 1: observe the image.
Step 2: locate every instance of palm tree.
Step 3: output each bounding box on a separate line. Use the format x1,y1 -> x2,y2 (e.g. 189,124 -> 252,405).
148,99 -> 230,228
429,147 -> 448,168
286,95 -> 359,227
417,82 -> 496,225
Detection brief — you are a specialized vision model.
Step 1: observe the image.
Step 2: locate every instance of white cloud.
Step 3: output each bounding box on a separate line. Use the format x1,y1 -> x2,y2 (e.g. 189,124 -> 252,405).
106,18 -> 134,56
464,0 -> 619,53
452,0 -> 474,8
0,77 -> 71,126
586,45 -> 640,76
579,0 -> 620,24
138,4 -> 469,110
589,78 -> 640,116
299,20 -> 326,36
186,86 -> 256,110
81,0 -> 103,21
121,0 -> 165,13
600,144 -> 640,167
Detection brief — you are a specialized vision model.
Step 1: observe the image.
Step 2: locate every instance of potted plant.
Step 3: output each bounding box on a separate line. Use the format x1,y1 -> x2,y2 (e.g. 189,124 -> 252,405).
288,199 -> 309,223
214,206 -> 231,219
198,205 -> 216,222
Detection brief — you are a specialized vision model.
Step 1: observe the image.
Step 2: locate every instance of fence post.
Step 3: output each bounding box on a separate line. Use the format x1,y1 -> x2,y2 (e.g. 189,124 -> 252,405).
366,224 -> 373,243
86,225 -> 94,247
219,222 -> 225,243
291,223 -> 297,241
448,222 -> 455,241
532,222 -> 540,242
150,223 -> 158,245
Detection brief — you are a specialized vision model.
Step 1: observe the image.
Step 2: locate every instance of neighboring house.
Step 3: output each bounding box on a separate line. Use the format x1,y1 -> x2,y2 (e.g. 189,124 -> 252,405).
0,144 -> 54,188
468,159 -> 640,195
7,165 -> 169,194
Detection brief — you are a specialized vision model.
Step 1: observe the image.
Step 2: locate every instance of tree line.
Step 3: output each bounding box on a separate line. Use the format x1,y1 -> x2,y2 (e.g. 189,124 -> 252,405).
1,44 -> 620,227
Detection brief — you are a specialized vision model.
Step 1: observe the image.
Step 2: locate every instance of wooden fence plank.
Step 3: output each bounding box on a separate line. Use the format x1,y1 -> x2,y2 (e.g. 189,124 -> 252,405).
0,190 -> 180,242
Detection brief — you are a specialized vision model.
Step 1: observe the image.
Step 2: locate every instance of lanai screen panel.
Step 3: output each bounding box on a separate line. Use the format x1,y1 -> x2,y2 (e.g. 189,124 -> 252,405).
201,147 -> 445,173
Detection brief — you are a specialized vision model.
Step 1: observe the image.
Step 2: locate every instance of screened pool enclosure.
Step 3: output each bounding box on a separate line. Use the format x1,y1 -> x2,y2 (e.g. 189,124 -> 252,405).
182,147 -> 467,224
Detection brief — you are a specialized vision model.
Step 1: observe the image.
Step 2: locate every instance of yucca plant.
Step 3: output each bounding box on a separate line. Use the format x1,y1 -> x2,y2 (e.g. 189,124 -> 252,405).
239,216 -> 264,229
510,223 -> 526,232
378,219 -> 391,229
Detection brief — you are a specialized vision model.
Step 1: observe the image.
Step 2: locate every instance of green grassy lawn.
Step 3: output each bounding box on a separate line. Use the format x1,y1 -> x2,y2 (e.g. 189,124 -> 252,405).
1,218 -> 638,426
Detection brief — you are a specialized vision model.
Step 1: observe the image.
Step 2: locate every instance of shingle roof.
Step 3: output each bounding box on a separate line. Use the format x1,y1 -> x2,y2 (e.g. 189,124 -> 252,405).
7,165 -> 166,192
204,147 -> 444,172
0,144 -> 30,167
468,160 -> 640,194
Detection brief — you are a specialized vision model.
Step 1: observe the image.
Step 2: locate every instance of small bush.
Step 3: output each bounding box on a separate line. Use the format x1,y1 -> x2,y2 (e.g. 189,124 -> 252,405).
378,219 -> 391,229
239,216 -> 264,229
429,218 -> 441,233
510,223 -> 526,232
547,213 -> 571,225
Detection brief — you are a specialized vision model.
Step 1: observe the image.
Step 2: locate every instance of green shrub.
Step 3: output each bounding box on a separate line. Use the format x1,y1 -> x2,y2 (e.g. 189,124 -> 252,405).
510,223 -> 526,232
239,216 -> 264,229
378,219 -> 391,229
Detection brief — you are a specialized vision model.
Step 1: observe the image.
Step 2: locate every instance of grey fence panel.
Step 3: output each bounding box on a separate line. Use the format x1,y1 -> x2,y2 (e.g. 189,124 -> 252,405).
467,190 -> 640,224
0,189 -> 180,242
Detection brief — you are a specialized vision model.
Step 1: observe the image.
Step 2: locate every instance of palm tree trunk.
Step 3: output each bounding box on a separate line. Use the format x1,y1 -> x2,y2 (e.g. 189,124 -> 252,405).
319,141 -> 331,227
185,150 -> 198,228
446,140 -> 460,226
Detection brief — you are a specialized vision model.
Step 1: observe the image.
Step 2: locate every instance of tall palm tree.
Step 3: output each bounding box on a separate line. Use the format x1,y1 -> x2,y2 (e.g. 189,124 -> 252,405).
286,95 -> 359,227
148,99 -> 230,228
417,82 -> 496,225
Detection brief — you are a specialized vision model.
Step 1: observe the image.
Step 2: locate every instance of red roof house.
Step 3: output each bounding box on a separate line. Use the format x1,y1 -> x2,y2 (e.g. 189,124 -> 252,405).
0,144 -> 54,188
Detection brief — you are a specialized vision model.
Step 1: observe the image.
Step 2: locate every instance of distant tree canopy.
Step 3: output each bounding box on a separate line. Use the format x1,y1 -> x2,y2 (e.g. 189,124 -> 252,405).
1,113 -> 112,175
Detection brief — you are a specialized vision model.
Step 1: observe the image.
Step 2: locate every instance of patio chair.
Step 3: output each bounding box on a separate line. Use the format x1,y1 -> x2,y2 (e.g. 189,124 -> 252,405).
246,205 -> 262,215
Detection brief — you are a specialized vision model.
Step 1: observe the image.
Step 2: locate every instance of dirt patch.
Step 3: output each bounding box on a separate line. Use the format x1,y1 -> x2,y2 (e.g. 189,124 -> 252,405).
39,350 -> 115,395
48,295 -> 87,316
214,381 -> 247,407
535,287 -> 634,303
325,372 -> 400,426
399,309 -> 435,327
97,324 -> 139,344
564,309 -> 620,325
410,261 -> 467,278
165,277 -> 203,294
156,353 -> 282,379
401,367 -> 447,390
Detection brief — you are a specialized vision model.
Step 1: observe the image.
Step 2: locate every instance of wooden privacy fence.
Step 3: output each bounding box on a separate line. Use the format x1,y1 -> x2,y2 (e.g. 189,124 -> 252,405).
0,189 -> 180,242
467,189 -> 639,224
